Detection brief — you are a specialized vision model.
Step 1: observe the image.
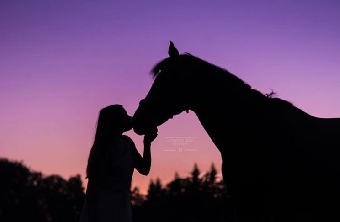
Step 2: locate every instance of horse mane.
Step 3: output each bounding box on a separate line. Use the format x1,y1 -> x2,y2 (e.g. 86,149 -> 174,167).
150,53 -> 307,117
151,53 -> 251,88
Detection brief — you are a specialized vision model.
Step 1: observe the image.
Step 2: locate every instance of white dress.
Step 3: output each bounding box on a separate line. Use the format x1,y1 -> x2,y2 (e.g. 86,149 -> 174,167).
79,135 -> 142,222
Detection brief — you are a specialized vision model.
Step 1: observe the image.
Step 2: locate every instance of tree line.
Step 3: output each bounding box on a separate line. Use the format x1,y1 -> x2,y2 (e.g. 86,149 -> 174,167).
0,158 -> 233,222
131,163 -> 234,222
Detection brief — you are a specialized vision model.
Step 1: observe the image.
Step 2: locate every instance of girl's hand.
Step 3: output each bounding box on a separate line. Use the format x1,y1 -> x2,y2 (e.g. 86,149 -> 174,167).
144,128 -> 158,144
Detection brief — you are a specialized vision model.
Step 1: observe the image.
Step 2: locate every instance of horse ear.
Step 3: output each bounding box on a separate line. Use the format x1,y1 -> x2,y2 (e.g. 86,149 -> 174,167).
168,41 -> 179,58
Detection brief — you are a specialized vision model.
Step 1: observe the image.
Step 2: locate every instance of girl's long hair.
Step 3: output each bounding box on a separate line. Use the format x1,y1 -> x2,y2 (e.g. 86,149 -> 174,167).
86,105 -> 125,180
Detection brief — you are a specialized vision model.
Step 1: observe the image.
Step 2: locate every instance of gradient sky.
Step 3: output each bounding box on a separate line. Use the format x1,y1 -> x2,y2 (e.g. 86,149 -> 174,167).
1,0 -> 339,194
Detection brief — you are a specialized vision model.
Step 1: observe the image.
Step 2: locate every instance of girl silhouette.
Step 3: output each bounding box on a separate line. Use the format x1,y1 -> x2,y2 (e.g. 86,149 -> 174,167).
79,104 -> 157,222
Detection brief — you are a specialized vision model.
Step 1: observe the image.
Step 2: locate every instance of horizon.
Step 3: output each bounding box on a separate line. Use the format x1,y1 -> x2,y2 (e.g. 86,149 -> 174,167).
1,0 -> 339,195
1,156 -> 223,191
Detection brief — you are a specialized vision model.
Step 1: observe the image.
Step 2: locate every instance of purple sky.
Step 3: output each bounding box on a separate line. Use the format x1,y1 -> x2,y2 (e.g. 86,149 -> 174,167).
1,0 -> 339,193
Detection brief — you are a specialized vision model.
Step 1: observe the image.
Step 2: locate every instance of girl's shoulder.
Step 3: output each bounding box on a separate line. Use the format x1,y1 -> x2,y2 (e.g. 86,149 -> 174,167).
121,135 -> 140,157
121,135 -> 142,163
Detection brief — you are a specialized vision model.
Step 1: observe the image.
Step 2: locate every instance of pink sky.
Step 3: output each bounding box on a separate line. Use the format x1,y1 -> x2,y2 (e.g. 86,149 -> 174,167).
1,0 -> 339,194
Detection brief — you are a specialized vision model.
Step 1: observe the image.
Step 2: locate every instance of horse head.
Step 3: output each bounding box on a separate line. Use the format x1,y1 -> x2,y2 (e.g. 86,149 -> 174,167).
133,42 -> 197,135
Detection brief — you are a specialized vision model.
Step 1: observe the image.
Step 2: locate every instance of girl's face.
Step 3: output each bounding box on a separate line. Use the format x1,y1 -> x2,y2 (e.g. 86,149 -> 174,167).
116,108 -> 133,133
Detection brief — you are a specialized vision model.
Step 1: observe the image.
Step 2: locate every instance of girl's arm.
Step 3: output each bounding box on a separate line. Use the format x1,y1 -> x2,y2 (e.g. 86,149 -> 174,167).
137,139 -> 151,175
130,130 -> 157,175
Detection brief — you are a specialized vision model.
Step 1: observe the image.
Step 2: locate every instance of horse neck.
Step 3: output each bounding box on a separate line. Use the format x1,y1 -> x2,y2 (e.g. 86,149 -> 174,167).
191,84 -> 262,154
191,78 -> 315,156
193,100 -> 227,151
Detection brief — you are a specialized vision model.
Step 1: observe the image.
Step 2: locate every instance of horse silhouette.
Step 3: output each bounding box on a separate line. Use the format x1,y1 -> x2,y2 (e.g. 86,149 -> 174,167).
132,42 -> 340,221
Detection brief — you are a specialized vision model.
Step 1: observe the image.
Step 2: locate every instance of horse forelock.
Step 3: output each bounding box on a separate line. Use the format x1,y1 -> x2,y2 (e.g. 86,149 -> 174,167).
150,53 -> 194,79
150,58 -> 170,79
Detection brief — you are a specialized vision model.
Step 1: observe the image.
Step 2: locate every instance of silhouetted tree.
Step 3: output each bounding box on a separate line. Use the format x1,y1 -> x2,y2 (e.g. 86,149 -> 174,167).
131,186 -> 145,206
147,177 -> 164,205
166,171 -> 182,196
209,163 -> 217,184
130,186 -> 145,222
0,158 -> 44,222
0,158 -> 85,222
190,163 -> 201,185
1,158 -> 234,222
138,163 -> 230,222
